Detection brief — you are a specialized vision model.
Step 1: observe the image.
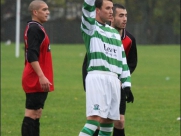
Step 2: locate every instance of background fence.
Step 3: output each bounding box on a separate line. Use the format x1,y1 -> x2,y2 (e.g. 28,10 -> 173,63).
1,0 -> 180,44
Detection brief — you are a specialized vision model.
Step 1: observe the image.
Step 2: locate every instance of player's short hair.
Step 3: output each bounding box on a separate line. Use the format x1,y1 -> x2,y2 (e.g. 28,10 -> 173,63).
113,3 -> 126,17
95,0 -> 113,9
28,0 -> 46,14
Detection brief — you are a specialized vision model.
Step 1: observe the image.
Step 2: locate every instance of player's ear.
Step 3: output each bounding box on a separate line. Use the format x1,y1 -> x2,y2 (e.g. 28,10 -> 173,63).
96,8 -> 100,14
33,10 -> 38,15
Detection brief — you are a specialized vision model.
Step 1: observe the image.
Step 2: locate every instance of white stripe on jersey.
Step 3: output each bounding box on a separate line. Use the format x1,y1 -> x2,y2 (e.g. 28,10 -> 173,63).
89,59 -> 122,73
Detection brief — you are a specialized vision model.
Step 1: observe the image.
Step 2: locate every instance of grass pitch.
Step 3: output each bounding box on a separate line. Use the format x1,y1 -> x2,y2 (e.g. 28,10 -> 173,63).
1,43 -> 180,136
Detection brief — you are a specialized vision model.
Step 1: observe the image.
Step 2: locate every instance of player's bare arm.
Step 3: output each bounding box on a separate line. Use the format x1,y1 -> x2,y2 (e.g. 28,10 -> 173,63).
31,61 -> 52,92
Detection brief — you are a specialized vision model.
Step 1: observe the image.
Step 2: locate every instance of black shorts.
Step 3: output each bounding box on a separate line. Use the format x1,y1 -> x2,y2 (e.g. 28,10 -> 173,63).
25,92 -> 48,110
119,88 -> 126,115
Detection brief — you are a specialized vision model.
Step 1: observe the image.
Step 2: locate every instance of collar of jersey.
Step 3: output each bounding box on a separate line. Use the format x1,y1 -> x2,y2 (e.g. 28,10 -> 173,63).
96,20 -> 106,26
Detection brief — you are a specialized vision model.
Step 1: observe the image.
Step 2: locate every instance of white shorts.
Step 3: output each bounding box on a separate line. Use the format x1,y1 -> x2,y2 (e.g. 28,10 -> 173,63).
85,71 -> 121,120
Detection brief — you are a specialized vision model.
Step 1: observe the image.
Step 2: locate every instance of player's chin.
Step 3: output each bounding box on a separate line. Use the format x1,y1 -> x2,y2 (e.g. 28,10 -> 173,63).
44,17 -> 49,21
121,25 -> 126,29
43,18 -> 48,23
106,18 -> 112,22
122,24 -> 126,28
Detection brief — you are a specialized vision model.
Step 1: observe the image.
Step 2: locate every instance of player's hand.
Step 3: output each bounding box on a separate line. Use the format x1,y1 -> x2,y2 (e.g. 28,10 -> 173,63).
39,76 -> 52,92
124,87 -> 134,103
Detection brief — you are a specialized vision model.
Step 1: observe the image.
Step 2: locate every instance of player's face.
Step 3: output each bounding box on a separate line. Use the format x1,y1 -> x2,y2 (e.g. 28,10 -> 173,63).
112,8 -> 127,29
34,3 -> 50,24
96,0 -> 113,23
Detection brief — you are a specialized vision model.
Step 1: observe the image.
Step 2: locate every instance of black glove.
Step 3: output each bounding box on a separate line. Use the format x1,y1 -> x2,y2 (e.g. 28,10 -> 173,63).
124,87 -> 134,103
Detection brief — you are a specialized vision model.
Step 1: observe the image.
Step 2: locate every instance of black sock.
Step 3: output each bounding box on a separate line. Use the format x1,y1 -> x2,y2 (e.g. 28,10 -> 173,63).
113,127 -> 125,136
21,117 -> 36,136
35,119 -> 40,136
93,129 -> 99,136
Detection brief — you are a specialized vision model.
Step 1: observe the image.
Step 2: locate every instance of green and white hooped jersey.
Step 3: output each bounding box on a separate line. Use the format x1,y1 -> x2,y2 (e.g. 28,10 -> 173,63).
81,0 -> 131,88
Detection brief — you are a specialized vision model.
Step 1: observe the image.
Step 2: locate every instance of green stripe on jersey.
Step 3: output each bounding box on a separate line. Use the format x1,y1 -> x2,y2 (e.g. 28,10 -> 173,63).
82,14 -> 95,25
121,76 -> 131,83
81,0 -> 131,87
90,52 -> 122,67
83,2 -> 95,12
93,31 -> 121,46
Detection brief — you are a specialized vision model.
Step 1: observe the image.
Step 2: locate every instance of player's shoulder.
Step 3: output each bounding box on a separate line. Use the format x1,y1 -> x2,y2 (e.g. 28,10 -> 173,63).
106,24 -> 119,33
106,24 -> 114,29
125,30 -> 135,40
28,21 -> 42,28
27,21 -> 43,33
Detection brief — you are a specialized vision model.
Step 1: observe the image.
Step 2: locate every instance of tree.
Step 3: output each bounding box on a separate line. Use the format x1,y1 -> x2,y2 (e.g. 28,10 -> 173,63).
125,0 -> 180,44
1,0 -> 180,44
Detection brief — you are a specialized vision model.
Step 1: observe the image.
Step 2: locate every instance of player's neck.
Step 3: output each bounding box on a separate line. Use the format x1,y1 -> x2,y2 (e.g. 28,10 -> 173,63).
112,25 -> 123,36
119,29 -> 123,36
96,16 -> 107,25
32,17 -> 44,25
116,28 -> 123,37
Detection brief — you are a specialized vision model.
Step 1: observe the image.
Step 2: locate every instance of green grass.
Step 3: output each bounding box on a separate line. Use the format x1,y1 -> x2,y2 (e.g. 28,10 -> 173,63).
1,43 -> 180,136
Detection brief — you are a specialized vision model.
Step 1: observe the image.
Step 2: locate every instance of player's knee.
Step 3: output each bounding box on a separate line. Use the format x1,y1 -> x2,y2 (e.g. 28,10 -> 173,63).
114,117 -> 125,129
36,108 -> 42,118
25,109 -> 38,119
25,108 -> 43,119
87,115 -> 101,122
120,117 -> 125,124
100,118 -> 113,124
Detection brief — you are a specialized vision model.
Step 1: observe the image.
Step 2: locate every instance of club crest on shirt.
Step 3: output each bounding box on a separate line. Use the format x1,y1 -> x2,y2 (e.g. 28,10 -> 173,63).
47,44 -> 51,52
93,104 -> 100,110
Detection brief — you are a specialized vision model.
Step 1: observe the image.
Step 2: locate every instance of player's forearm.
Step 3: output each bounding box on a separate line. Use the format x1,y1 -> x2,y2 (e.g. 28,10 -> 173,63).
128,61 -> 137,74
127,59 -> 137,74
82,0 -> 95,19
120,74 -> 131,89
84,0 -> 95,6
30,61 -> 44,77
81,0 -> 96,32
119,46 -> 131,88
127,42 -> 137,73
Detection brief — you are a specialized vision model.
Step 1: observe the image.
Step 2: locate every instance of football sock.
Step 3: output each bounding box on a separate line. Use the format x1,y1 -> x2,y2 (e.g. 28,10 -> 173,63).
79,120 -> 99,136
112,127 -> 125,136
21,117 -> 36,136
98,123 -> 113,136
35,118 -> 40,136
93,129 -> 99,136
